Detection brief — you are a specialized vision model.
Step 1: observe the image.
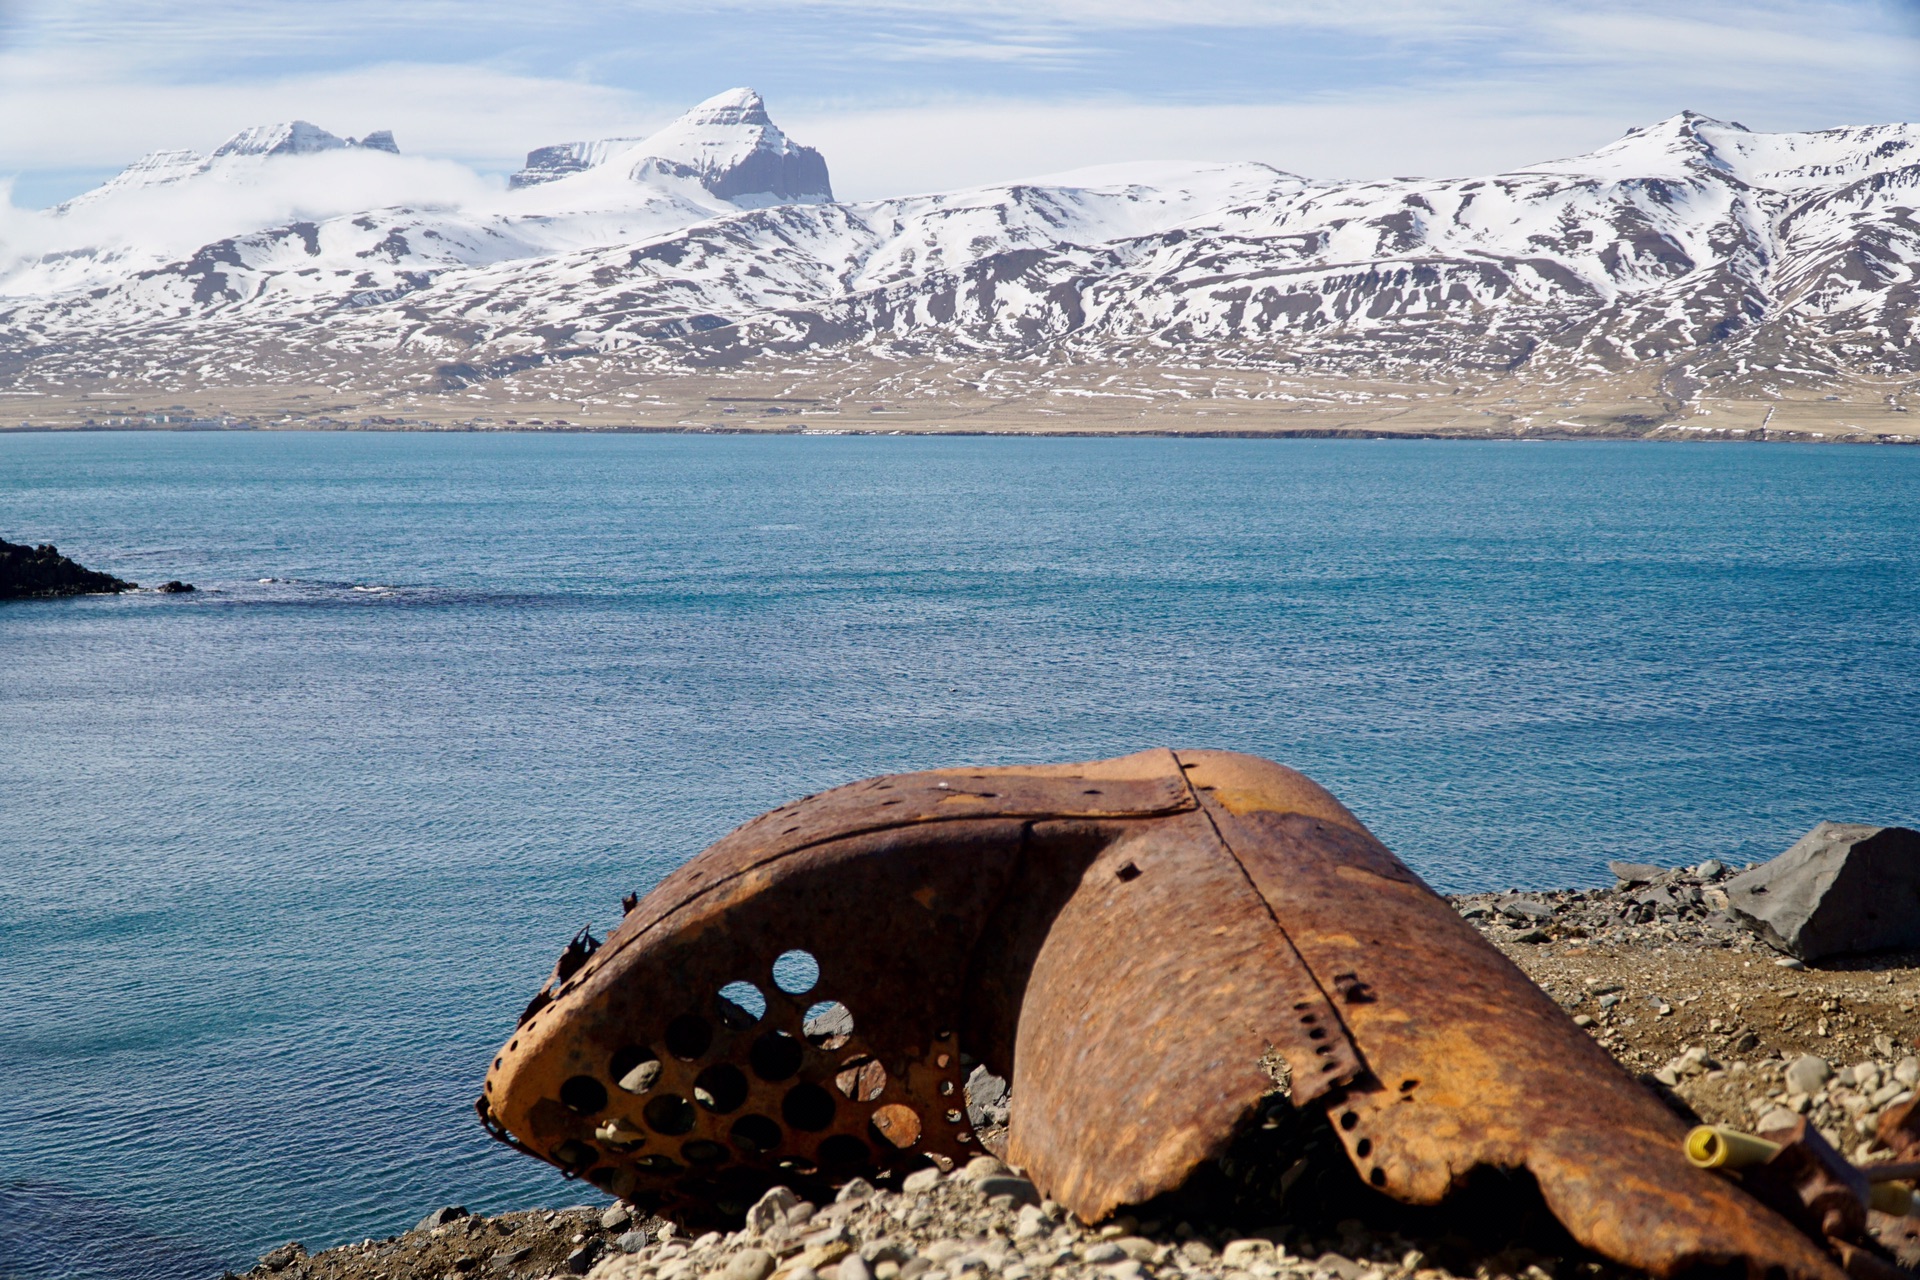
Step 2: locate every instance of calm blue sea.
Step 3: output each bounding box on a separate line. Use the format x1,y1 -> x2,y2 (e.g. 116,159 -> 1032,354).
2,430 -> 1917,1280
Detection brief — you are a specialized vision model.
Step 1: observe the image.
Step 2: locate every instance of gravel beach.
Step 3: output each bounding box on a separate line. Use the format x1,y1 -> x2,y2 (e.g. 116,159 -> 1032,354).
230,860 -> 1920,1280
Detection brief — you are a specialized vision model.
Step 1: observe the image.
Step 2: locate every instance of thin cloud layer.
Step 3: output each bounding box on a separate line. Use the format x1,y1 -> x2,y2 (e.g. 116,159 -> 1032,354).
1,0 -> 1914,206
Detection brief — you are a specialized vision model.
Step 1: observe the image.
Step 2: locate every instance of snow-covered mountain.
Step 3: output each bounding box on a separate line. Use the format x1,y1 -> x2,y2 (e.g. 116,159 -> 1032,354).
508,87 -> 831,206
2,101 -> 1915,413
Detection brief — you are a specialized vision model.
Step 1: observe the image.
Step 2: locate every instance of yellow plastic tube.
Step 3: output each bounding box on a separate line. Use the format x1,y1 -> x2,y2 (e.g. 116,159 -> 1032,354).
1686,1125 -> 1783,1170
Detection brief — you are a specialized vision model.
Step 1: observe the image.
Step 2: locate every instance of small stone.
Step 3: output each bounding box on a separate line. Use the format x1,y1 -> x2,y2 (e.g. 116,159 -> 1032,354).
749,1188 -> 802,1236
417,1207 -> 471,1233
1897,1058 -> 1920,1087
1786,1055 -> 1834,1097
1181,1240 -> 1218,1263
1499,897 -> 1556,922
616,1231 -> 650,1254
839,1254 -> 874,1280
565,1239 -> 603,1275
729,1250 -> 779,1280
1573,1014 -> 1594,1028
960,1156 -> 1010,1182
902,1169 -> 943,1195
1104,1262 -> 1145,1280
837,1178 -> 876,1204
976,1176 -> 1040,1207
1115,1237 -> 1157,1261
619,1059 -> 663,1093
1221,1240 -> 1278,1268
1609,861 -> 1665,885
602,1203 -> 633,1231
1696,859 -> 1726,879
1081,1242 -> 1126,1265
1775,957 -> 1806,970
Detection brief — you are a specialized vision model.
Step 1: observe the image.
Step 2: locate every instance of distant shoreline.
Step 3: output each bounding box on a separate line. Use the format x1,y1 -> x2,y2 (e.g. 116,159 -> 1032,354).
3,422 -> 1915,445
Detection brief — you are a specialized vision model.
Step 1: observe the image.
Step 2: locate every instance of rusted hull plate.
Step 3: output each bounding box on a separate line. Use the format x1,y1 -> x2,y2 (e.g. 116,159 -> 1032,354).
480,749 -> 1844,1280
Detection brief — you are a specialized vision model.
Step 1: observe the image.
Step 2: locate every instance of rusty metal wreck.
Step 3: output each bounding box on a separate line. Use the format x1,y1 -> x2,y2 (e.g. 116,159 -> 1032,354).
478,749 -> 1849,1280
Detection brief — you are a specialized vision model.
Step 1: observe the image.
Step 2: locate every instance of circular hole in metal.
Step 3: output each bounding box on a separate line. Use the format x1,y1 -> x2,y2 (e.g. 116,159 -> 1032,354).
665,1014 -> 713,1060
1370,1167 -> 1387,1187
644,1093 -> 697,1136
773,950 -> 820,995
612,1048 -> 662,1095
718,982 -> 767,1028
682,1139 -> 729,1167
552,1140 -> 595,1170
1340,1111 -> 1359,1131
870,1103 -> 922,1149
559,1075 -> 609,1115
939,1081 -> 955,1097
782,1082 -> 836,1131
804,1001 -> 854,1049
750,1030 -> 804,1081
946,1108 -> 964,1124
835,1056 -> 887,1102
1308,1027 -> 1327,1041
1399,1078 -> 1420,1092
730,1113 -> 782,1154
818,1134 -> 871,1169
1356,1138 -> 1373,1158
694,1063 -> 749,1113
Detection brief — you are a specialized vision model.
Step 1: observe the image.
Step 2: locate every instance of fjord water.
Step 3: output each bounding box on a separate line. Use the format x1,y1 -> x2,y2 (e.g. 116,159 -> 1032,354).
2,431 -> 1917,1279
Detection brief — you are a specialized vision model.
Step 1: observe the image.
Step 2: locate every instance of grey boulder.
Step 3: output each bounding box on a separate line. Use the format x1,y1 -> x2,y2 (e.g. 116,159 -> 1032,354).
1726,822 -> 1920,960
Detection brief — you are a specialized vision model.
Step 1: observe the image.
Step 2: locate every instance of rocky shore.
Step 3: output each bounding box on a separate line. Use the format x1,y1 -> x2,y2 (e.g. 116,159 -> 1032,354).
0,537 -> 137,598
233,857 -> 1920,1280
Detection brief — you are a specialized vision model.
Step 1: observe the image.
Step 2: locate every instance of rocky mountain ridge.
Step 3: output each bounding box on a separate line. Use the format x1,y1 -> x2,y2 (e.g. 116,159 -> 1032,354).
1,99 -> 1914,433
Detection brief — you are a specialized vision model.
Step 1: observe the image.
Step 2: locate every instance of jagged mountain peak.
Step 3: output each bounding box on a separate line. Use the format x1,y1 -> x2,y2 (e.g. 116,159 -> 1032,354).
678,87 -> 773,127
509,87 -> 830,206
214,120 -> 349,157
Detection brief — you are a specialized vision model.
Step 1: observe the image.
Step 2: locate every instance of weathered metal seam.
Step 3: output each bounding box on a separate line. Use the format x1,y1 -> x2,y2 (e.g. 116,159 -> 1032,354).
1167,750 -> 1366,1102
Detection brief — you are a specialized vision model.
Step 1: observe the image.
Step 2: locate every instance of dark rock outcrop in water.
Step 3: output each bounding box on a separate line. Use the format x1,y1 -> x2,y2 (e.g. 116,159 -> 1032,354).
157,579 -> 197,593
0,538 -> 136,599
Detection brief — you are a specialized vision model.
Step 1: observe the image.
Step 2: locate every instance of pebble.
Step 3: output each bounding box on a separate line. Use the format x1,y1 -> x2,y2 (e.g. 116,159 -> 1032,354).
749,1187 -> 802,1236
601,1203 -> 633,1231
727,1249 -> 778,1280
902,1169 -> 943,1195
1082,1242 -> 1127,1264
1785,1054 -> 1833,1097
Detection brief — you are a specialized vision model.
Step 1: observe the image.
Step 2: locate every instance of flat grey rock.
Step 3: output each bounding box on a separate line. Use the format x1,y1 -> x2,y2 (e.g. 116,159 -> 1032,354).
1608,861 -> 1666,885
1499,897 -> 1556,922
1726,822 -> 1920,960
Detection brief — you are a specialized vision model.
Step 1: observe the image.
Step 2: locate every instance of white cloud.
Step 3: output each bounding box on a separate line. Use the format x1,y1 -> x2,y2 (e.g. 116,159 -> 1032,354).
0,0 -> 1913,207
0,54 -> 666,177
794,95 -> 1632,199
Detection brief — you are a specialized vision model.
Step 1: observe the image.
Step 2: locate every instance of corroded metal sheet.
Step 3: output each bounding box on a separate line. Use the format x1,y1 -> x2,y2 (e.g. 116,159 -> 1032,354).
480,749 -> 1845,1280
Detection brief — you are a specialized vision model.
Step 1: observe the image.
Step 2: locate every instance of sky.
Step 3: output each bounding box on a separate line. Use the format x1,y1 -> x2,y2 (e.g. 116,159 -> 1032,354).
1,0 -> 1918,207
